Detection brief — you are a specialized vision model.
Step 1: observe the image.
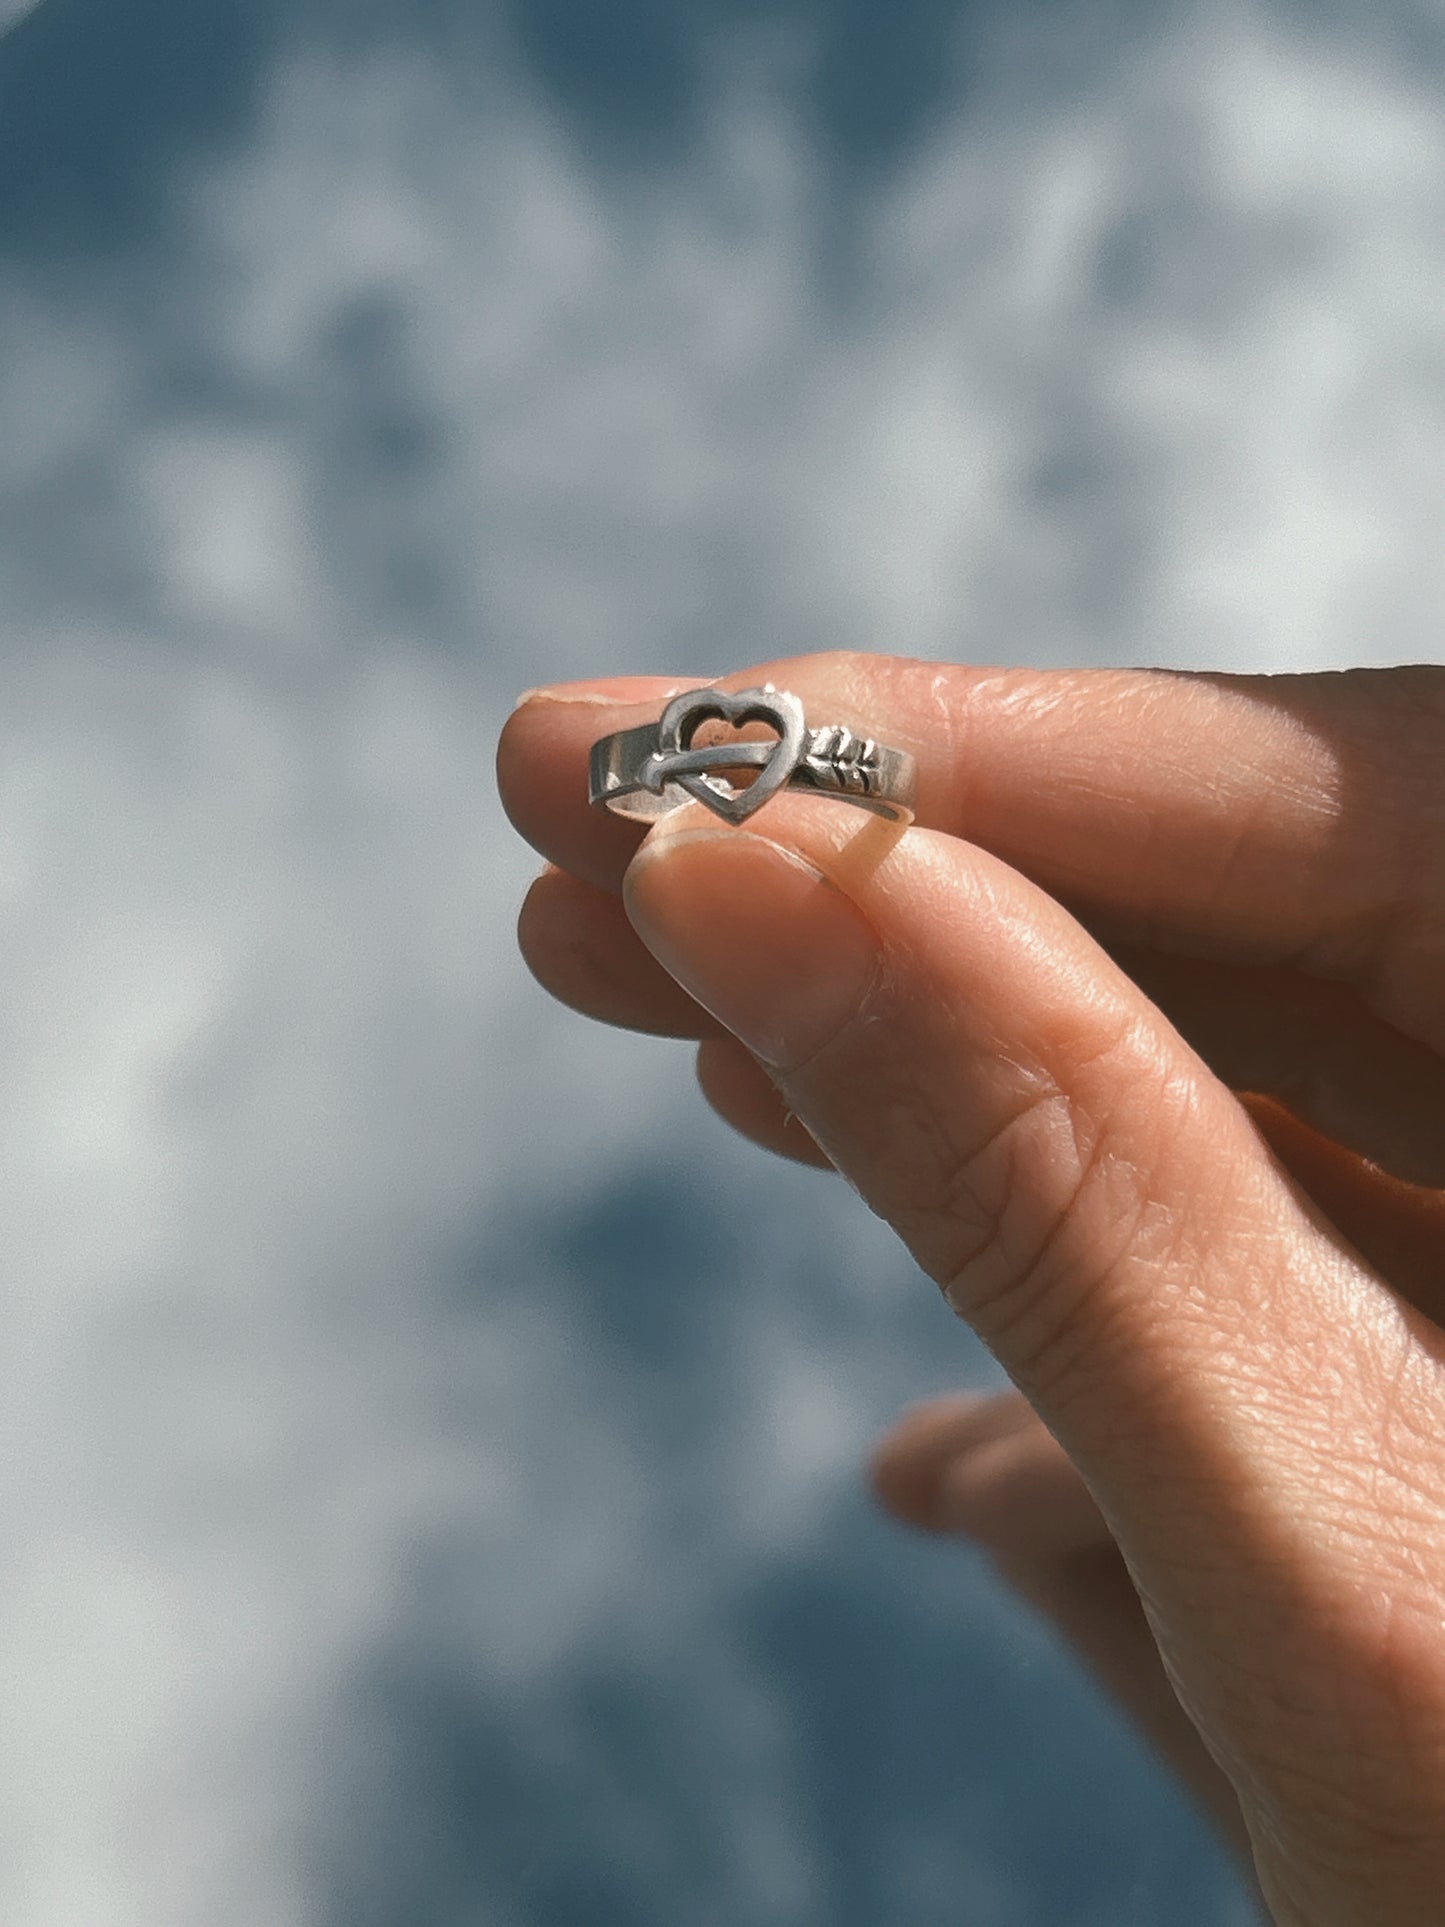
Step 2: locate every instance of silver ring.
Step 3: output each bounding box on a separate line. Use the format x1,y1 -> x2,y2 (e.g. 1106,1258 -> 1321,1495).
588,684 -> 917,826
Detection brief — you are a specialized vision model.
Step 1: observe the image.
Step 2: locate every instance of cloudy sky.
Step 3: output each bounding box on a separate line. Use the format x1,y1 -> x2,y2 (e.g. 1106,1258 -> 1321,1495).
3,0 -> 1443,1921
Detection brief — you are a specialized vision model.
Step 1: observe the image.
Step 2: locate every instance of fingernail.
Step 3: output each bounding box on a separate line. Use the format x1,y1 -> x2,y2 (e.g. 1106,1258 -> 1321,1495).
512,677 -> 718,711
623,820 -> 881,1071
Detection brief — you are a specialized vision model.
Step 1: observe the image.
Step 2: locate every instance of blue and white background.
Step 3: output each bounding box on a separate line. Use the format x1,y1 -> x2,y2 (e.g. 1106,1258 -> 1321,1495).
2,0 -> 1439,1920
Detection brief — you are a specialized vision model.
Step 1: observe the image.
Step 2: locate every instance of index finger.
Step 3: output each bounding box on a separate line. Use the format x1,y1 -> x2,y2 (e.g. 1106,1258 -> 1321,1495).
496,653 -> 1445,1049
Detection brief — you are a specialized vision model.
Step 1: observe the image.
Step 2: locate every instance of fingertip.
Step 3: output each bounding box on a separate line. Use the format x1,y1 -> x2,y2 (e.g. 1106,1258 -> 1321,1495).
694,1036 -> 835,1168
518,860 -> 721,1038
515,862 -> 573,1000
515,862 -> 575,974
496,690 -> 654,887
866,1392 -> 1014,1530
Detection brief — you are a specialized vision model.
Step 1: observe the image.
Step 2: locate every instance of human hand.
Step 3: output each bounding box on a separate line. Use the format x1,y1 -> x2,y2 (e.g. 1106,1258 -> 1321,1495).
497,655 -> 1445,1924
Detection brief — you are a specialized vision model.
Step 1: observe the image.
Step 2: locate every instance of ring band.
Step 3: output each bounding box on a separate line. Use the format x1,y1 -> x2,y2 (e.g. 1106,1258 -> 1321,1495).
588,683 -> 917,826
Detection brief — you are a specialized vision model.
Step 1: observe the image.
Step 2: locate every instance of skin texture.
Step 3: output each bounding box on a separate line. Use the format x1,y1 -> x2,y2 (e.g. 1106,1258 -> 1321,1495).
497,655 -> 1445,1924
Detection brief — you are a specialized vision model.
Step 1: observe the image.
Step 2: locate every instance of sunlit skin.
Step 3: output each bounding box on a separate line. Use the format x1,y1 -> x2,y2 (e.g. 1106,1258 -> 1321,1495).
497,655 -> 1445,1924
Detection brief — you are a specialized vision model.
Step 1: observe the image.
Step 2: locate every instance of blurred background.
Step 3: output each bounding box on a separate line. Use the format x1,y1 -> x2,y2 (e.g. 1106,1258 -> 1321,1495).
1,0 -> 1440,1920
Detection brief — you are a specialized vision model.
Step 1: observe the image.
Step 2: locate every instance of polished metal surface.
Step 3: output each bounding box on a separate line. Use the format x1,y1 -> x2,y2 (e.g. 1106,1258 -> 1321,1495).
588,684 -> 918,825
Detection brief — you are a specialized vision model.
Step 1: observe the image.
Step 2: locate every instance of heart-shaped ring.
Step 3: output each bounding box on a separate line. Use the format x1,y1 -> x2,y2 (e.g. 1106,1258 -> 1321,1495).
640,684 -> 808,824
588,684 -> 918,826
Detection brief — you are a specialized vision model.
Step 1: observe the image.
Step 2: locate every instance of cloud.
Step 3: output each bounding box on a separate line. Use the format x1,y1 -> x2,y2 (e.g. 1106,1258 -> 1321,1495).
0,1 -> 43,37
3,1 -> 1443,1920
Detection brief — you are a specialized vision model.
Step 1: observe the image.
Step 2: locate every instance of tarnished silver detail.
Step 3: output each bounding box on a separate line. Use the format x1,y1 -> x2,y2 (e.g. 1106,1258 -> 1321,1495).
587,684 -> 916,826
636,684 -> 807,824
800,724 -> 881,796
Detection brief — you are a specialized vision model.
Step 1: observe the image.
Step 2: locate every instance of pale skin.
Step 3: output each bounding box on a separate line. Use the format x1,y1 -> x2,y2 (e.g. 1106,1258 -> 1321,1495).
496,655 -> 1445,1924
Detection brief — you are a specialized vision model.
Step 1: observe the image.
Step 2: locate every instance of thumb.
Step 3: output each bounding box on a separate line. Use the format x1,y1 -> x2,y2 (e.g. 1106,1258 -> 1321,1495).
622,793 -> 1445,1915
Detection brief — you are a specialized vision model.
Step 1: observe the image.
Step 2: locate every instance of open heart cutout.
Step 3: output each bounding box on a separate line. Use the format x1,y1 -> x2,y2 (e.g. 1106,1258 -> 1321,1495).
648,685 -> 807,823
